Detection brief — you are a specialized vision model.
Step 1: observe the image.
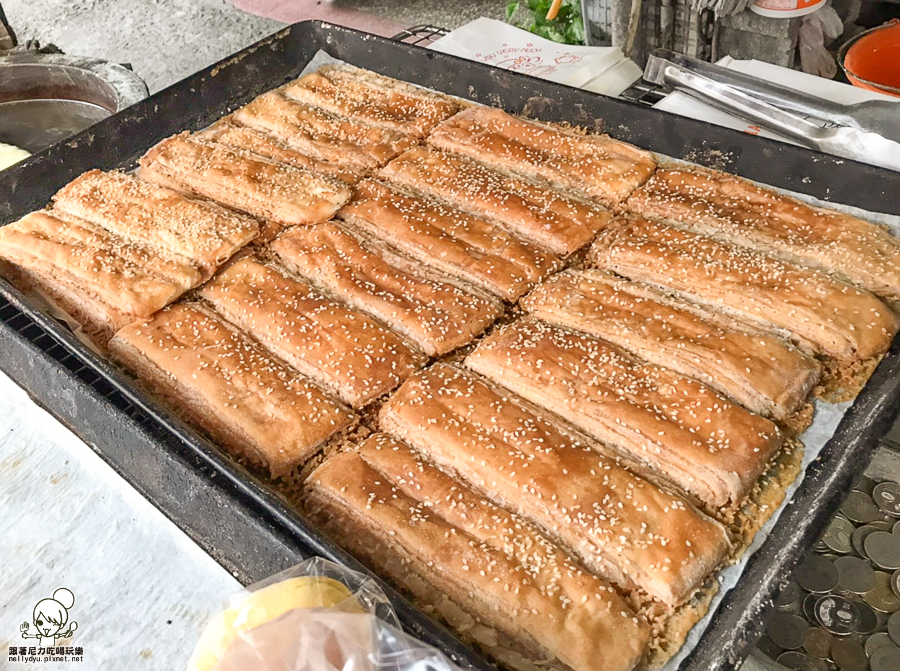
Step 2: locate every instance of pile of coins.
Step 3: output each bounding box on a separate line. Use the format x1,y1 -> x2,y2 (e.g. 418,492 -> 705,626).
756,478 -> 900,671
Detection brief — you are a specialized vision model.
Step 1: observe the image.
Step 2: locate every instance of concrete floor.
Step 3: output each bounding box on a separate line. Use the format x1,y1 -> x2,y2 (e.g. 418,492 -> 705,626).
337,0 -> 505,32
2,0 -> 505,93
3,0 -> 279,93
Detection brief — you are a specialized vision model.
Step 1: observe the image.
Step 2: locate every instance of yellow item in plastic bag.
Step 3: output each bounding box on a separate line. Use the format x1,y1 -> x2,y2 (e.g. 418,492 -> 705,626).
188,576 -> 354,671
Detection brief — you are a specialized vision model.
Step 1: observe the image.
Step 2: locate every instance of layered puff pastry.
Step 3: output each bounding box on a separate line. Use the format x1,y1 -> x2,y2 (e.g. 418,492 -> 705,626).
197,120 -> 364,185
111,302 -> 356,478
465,319 -> 784,511
428,106 -> 656,207
306,434 -> 650,671
379,363 -> 730,608
281,64 -> 461,138
232,91 -> 417,170
626,168 -> 900,303
137,132 -> 351,237
270,222 -> 502,356
198,256 -> 425,407
379,147 -> 611,257
590,217 -> 898,364
338,179 -> 561,302
0,169 -> 263,343
2,61 -> 899,671
0,209 -> 203,341
521,269 -> 820,422
51,169 -> 259,278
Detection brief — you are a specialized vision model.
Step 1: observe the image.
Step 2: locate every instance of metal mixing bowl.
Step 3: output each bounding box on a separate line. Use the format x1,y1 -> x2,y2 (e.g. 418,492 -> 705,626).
0,52 -> 148,153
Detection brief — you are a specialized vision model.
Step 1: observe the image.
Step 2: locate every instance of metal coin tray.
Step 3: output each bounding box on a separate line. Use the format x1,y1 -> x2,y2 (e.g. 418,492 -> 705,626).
756,444 -> 900,671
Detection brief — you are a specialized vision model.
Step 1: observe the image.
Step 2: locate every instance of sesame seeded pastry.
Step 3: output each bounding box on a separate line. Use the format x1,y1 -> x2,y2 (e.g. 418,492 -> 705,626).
379,147 -> 611,257
590,217 -> 899,363
427,106 -> 656,207
626,168 -> 900,303
378,363 -> 730,607
5,265 -> 134,346
270,222 -> 502,356
354,432 -> 650,671
306,447 -> 649,671
465,319 -> 784,511
136,132 -> 351,238
338,180 -> 562,302
51,169 -> 259,279
0,209 -> 202,341
231,91 -> 417,170
281,67 -> 460,138
110,302 -> 356,479
198,257 -> 425,408
521,269 -> 820,422
197,119 -> 363,185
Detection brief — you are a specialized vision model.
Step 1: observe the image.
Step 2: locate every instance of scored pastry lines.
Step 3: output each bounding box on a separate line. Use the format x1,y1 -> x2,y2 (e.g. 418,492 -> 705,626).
1,62 -> 897,671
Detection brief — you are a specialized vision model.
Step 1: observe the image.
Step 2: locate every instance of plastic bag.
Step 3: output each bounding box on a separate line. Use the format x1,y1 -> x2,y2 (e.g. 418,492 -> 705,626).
187,557 -> 464,671
799,4 -> 844,78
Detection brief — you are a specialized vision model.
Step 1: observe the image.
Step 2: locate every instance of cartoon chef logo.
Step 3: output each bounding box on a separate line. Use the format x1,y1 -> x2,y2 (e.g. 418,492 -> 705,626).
20,588 -> 78,646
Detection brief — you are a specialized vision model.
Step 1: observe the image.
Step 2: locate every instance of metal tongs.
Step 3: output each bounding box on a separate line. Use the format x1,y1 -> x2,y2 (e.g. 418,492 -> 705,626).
644,49 -> 900,172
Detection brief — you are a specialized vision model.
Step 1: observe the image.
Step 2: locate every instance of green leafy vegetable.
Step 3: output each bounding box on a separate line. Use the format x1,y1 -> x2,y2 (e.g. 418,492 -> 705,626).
507,0 -> 586,45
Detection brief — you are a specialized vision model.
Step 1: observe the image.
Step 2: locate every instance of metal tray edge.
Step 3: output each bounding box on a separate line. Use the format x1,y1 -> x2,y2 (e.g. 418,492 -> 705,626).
0,21 -> 899,671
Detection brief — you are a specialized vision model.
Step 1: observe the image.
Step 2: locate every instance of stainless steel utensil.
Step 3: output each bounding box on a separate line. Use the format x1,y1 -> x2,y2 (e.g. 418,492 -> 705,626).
644,50 -> 900,172
0,99 -> 108,152
648,49 -> 900,142
0,52 -> 147,153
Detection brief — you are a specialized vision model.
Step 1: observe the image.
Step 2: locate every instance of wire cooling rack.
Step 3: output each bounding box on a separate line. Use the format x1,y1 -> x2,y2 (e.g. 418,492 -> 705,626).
392,24 -> 449,47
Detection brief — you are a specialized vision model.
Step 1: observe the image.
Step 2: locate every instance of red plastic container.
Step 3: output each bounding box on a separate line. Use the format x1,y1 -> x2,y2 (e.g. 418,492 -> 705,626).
840,20 -> 900,98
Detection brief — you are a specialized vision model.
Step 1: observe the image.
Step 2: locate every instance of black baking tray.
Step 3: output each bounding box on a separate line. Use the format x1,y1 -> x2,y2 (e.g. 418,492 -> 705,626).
1,21 -> 900,671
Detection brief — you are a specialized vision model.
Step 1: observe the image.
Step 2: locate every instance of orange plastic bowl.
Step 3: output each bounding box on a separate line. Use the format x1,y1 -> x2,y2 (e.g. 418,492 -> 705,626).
840,20 -> 900,97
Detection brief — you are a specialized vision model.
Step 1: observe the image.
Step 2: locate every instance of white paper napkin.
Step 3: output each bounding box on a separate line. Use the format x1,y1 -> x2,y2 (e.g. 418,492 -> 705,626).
429,18 -> 641,96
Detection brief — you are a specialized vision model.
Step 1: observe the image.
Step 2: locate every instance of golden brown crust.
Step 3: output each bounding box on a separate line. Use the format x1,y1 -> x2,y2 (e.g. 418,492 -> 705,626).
5,264 -> 129,346
465,319 -> 783,510
428,106 -> 655,206
354,433 -> 650,671
137,132 -> 351,229
378,363 -> 731,607
7,63 -> 891,671
338,180 -> 561,302
520,269 -> 820,421
269,222 -> 502,356
379,147 -> 611,257
590,217 -> 899,362
305,490 -> 561,671
110,303 -> 356,478
626,168 -> 900,302
306,447 -> 649,671
198,257 -> 425,407
51,169 -> 259,278
0,210 -> 201,320
232,91 -> 417,169
282,68 -> 459,138
197,120 -> 363,185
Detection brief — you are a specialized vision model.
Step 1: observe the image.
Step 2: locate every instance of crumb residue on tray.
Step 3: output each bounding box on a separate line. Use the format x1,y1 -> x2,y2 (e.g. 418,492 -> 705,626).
2,50 -> 898,671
